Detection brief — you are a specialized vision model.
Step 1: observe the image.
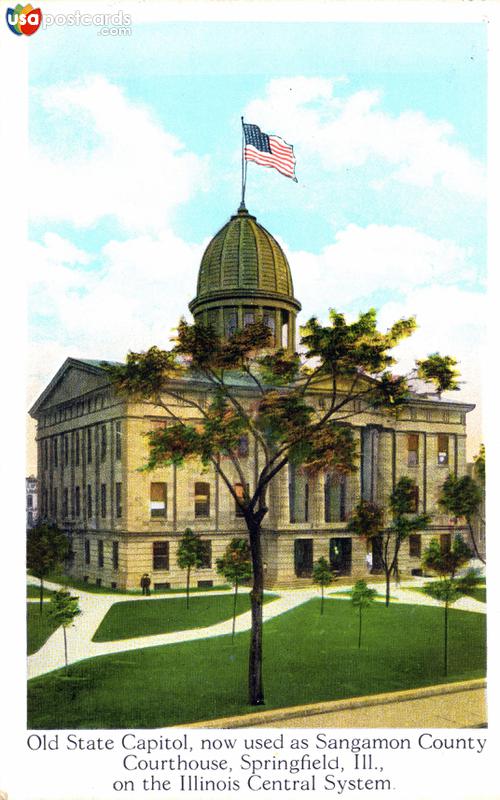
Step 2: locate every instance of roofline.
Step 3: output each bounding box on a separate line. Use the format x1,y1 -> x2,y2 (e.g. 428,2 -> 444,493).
29,357 -> 110,417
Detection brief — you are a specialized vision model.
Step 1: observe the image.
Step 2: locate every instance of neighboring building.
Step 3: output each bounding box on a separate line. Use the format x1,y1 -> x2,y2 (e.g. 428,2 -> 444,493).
29,205 -> 475,590
26,476 -> 38,529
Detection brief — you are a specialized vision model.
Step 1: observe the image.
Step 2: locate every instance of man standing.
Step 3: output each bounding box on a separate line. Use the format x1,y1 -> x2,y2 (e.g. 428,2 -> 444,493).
140,573 -> 151,596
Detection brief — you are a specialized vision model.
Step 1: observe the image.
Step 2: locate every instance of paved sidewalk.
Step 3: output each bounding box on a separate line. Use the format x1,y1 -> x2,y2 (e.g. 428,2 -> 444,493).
27,579 -> 317,679
27,576 -> 485,681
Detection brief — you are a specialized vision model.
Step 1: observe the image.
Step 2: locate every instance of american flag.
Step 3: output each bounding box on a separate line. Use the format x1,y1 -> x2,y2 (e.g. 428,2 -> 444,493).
243,122 -> 297,182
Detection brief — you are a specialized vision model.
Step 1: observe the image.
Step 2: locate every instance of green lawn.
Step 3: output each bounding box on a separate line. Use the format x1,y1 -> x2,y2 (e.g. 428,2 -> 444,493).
415,584 -> 487,604
27,585 -> 56,599
92,593 -> 277,642
27,604 -> 60,655
28,599 -> 486,728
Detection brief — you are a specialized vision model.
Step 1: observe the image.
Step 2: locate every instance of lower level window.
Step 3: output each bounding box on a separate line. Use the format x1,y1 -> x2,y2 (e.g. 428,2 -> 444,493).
153,541 -> 169,570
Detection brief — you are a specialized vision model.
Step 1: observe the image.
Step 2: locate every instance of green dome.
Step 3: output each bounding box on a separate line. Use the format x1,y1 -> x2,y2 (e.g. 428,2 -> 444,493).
192,206 -> 298,303
189,205 -> 301,352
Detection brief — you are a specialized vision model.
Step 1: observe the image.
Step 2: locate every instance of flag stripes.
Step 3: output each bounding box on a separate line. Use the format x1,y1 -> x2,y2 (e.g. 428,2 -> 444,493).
243,122 -> 297,182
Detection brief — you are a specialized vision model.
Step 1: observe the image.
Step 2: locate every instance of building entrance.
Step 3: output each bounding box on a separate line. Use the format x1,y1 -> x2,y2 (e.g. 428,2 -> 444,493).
329,537 -> 352,576
294,539 -> 313,577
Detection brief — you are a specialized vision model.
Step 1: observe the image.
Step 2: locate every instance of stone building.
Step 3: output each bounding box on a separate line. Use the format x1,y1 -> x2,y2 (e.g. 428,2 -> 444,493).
26,475 -> 38,529
30,206 -> 475,590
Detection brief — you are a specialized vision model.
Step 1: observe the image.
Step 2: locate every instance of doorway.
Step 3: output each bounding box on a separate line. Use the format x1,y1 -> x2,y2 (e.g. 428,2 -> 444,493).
294,539 -> 313,577
329,537 -> 352,576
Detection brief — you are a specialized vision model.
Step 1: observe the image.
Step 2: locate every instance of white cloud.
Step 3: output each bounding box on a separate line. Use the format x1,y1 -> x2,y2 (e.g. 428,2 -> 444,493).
245,77 -> 485,199
30,75 -> 209,233
288,223 -> 475,314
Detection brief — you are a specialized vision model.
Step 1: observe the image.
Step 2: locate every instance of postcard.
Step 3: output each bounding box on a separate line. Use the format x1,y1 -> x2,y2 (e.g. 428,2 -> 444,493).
1,1 -> 498,798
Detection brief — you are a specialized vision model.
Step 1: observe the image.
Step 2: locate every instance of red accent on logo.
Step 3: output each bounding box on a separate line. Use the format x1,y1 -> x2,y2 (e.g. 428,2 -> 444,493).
20,8 -> 42,35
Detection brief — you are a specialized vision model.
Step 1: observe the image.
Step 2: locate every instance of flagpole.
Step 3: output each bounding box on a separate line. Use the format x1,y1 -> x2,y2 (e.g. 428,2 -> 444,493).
240,116 -> 247,209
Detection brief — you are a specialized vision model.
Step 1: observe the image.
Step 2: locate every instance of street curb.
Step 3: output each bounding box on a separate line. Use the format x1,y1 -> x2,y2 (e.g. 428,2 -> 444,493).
184,678 -> 486,728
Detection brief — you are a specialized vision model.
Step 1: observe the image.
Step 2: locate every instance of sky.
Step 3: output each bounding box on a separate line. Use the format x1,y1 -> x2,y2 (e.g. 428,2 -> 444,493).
27,17 -> 487,468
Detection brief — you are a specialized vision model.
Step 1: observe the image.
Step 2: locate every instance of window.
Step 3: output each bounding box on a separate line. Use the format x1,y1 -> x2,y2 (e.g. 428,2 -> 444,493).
84,539 -> 90,565
225,309 -> 238,338
64,435 -> 69,467
263,310 -> 276,345
75,432 -> 80,466
409,485 -> 419,513
237,435 -> 249,458
27,494 -> 33,509
112,541 -> 119,571
87,428 -> 92,463
153,541 -> 169,570
438,434 -> 449,465
63,488 -> 68,518
43,440 -> 48,470
288,464 -> 308,523
87,484 -> 92,517
101,425 -> 107,461
115,482 -> 122,518
199,540 -> 212,569
409,534 -> 421,558
281,310 -> 290,349
325,473 -> 347,523
115,421 -> 122,460
101,483 -> 107,518
150,482 -> 167,518
75,486 -> 81,517
98,540 -> 104,568
440,533 -> 451,554
195,482 -> 210,518
197,580 -> 213,588
53,487 -> 58,517
243,309 -> 255,327
407,434 -> 419,467
53,437 -> 58,468
234,482 -> 248,517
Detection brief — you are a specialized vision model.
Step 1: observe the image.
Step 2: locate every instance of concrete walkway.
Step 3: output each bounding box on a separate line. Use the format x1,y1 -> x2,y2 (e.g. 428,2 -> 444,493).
27,577 -> 485,681
27,579 -> 317,679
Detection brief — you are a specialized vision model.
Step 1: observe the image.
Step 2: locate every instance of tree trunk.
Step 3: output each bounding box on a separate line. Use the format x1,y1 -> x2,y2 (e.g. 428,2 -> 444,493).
39,578 -> 44,616
247,519 -> 264,706
186,566 -> 191,609
358,607 -> 362,649
63,626 -> 68,673
385,571 -> 390,607
321,585 -> 324,615
232,580 -> 238,641
467,517 -> 485,564
444,602 -> 448,676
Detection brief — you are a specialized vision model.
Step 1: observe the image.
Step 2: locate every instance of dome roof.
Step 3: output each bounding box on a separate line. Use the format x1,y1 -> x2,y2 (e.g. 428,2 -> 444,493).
193,205 -> 297,302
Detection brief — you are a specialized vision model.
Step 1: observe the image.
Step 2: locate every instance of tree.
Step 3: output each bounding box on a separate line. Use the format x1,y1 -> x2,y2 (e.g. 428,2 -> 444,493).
473,444 -> 485,485
351,580 -> 378,648
48,589 -> 81,673
438,474 -> 484,564
312,557 -> 333,615
422,534 -> 472,675
216,538 -> 253,640
348,478 -> 430,607
26,522 -> 69,615
177,528 -> 205,609
106,307 -> 457,706
416,353 -> 460,398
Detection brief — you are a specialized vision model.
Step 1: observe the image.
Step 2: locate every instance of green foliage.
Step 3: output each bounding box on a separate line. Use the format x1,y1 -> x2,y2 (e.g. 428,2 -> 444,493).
177,529 -> 205,571
438,474 -> 481,521
216,539 -> 253,586
388,476 -> 431,541
425,578 -> 460,607
455,567 -> 484,594
312,557 -> 333,588
296,424 -> 358,476
48,589 -> 81,629
257,349 -> 301,385
422,534 -> 472,579
300,308 -> 416,377
103,347 -> 179,400
371,372 -> 410,410
473,445 -> 485,484
351,580 -> 378,608
416,353 -> 460,396
257,390 -> 314,446
26,523 -> 69,581
347,501 -> 384,539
